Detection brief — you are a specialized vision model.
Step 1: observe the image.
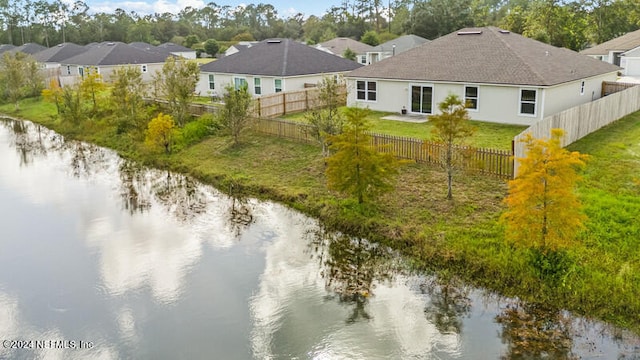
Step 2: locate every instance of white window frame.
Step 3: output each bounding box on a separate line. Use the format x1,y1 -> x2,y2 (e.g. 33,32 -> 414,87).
519,88 -> 537,117
274,78 -> 283,93
141,64 -> 148,73
208,74 -> 215,90
580,80 -> 585,96
66,65 -> 71,75
356,80 -> 377,102
359,55 -> 366,64
464,85 -> 479,111
254,77 -> 261,95
234,77 -> 248,90
78,66 -> 84,77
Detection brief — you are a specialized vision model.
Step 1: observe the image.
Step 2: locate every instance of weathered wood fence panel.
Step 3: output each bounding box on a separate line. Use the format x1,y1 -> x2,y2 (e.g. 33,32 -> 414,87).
601,81 -> 637,97
254,86 -> 346,118
514,83 -> 640,176
253,117 -> 514,178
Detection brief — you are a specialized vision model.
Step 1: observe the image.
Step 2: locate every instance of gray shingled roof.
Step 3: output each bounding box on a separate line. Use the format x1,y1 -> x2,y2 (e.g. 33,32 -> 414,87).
580,28 -> 640,55
200,38 -> 363,76
10,43 -> 47,55
348,27 -> 621,86
32,43 -> 88,63
62,42 -> 169,66
0,44 -> 16,55
158,42 -> 194,52
370,34 -> 429,54
319,37 -> 373,55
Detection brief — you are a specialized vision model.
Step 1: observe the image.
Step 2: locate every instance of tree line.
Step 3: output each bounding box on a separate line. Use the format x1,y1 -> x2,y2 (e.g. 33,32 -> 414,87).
1,0 -> 640,51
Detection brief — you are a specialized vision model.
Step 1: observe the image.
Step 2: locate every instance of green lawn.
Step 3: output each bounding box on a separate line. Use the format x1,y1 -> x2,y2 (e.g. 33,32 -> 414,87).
280,109 -> 527,150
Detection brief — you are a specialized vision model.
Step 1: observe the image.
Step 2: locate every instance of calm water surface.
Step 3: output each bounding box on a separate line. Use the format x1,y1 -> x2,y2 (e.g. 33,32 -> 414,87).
0,118 -> 638,360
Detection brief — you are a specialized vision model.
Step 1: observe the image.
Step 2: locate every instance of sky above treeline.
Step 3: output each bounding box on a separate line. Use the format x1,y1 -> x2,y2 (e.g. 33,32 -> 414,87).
84,0 -> 344,18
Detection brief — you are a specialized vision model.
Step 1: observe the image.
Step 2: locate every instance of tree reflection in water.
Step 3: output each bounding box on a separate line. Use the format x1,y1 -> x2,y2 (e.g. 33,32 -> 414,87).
226,195 -> 254,238
421,272 -> 472,335
118,160 -> 152,214
66,142 -> 105,178
496,301 -> 576,360
3,119 -> 59,166
308,227 -> 397,323
151,170 -> 208,221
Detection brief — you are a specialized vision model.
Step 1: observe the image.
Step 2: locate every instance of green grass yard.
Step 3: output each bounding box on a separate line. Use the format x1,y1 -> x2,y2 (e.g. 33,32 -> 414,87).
280,109 -> 526,150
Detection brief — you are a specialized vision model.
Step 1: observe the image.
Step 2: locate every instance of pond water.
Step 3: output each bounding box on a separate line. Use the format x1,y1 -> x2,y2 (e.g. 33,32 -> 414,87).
0,118 -> 638,360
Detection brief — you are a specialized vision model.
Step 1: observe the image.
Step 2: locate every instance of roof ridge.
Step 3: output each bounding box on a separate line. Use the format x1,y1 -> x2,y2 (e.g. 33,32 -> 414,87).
95,43 -> 117,65
489,27 -> 548,85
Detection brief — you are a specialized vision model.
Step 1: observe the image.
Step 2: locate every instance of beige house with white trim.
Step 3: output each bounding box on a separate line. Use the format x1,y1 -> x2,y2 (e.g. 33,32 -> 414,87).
196,39 -> 362,98
347,27 -> 621,125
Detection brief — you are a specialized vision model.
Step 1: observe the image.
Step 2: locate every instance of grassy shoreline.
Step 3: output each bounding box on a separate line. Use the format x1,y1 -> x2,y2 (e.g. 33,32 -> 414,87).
2,98 -> 640,335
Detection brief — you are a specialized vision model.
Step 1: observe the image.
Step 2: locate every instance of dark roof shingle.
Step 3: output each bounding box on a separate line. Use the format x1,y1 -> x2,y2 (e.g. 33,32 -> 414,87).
62,42 -> 169,66
32,43 -> 88,63
200,39 -> 362,76
348,27 -> 620,86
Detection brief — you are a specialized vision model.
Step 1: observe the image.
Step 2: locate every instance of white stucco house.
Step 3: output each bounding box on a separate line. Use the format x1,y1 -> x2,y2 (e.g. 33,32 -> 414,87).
365,34 -> 429,65
580,28 -> 640,76
59,42 -> 169,86
196,38 -> 362,98
347,27 -> 621,126
157,42 -> 197,59
315,37 -> 373,65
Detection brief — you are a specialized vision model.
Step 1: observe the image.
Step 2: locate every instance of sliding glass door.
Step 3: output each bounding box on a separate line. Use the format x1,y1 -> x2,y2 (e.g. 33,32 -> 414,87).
411,85 -> 433,114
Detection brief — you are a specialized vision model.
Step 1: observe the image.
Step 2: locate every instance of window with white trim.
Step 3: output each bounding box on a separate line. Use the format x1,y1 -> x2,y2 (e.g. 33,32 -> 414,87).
141,64 -> 148,73
359,55 -> 366,64
464,86 -> 479,110
208,74 -> 215,90
254,78 -> 261,95
234,77 -> 247,90
78,66 -> 84,77
274,78 -> 282,93
356,80 -> 377,101
580,80 -> 585,95
66,65 -> 71,75
519,89 -> 537,116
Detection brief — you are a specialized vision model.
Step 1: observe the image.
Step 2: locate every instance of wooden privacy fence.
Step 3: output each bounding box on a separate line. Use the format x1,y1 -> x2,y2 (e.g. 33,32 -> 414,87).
514,84 -> 640,175
253,85 -> 346,118
145,98 -> 221,116
252,117 -> 514,178
601,81 -> 638,96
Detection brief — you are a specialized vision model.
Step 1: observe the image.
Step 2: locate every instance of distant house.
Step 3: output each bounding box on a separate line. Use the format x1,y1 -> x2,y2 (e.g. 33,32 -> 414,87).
8,43 -> 47,55
580,29 -> 640,77
32,43 -> 88,69
347,27 -> 620,125
315,37 -> 373,65
0,44 -> 16,55
365,35 -> 429,65
223,41 -> 258,57
157,42 -> 197,59
59,42 -> 169,86
196,38 -> 362,97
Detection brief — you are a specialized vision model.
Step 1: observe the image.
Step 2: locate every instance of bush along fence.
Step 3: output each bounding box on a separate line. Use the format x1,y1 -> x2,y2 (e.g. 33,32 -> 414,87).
252,117 -> 514,179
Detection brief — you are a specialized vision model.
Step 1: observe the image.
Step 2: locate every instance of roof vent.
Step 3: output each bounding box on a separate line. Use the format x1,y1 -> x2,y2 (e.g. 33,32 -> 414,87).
457,30 -> 482,35
499,30 -> 510,34
267,39 -> 282,44
107,42 -> 115,46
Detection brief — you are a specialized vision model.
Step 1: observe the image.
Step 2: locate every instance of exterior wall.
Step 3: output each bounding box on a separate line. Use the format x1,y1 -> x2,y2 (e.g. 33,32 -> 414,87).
543,73 -> 617,116
622,57 -> 640,76
59,63 -> 164,87
347,72 -> 618,125
196,72 -> 347,98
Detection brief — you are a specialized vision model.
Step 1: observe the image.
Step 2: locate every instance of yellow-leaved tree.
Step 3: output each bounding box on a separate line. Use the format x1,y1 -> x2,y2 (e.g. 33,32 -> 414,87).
145,113 -> 176,154
501,129 -> 589,252
42,79 -> 63,114
79,67 -> 107,115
